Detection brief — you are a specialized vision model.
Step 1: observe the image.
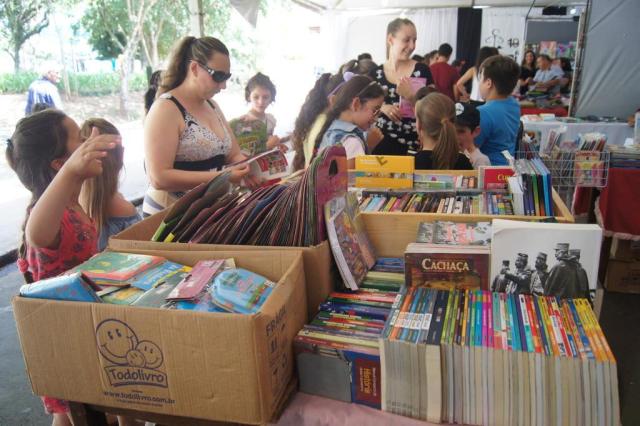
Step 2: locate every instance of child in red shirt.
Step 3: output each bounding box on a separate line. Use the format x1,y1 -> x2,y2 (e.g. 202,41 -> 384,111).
429,43 -> 460,101
7,109 -> 123,426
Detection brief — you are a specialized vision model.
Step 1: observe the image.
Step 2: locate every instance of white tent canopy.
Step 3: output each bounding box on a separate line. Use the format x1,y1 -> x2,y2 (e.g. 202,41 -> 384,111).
295,0 -> 584,12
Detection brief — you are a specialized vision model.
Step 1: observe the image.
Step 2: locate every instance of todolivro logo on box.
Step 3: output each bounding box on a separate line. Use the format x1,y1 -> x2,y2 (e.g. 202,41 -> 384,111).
96,319 -> 168,388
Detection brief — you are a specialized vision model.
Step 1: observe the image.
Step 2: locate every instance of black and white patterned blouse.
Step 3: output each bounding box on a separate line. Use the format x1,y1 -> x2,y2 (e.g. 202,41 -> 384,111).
369,62 -> 433,156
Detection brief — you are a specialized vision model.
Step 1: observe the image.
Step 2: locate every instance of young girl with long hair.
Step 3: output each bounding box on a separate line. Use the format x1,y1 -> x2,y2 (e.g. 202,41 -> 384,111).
414,92 -> 473,170
291,72 -> 344,170
313,75 -> 385,168
79,118 -> 141,251
6,109 -> 134,426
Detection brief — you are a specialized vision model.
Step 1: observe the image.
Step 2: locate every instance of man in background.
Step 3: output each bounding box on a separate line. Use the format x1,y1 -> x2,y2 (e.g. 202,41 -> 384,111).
528,54 -> 563,94
25,62 -> 63,115
429,43 -> 459,101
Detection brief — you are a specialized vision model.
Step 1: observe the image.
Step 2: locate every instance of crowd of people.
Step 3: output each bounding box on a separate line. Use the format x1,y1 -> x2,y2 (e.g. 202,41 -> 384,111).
7,16 -> 568,425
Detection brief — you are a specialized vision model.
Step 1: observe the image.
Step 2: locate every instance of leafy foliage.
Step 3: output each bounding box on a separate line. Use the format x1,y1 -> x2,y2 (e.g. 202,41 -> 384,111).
0,0 -> 52,71
0,72 -> 147,95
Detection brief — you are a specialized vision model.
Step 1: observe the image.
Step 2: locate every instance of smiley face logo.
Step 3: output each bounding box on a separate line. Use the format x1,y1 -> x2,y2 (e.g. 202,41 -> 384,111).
137,340 -> 163,369
126,349 -> 146,367
96,319 -> 139,365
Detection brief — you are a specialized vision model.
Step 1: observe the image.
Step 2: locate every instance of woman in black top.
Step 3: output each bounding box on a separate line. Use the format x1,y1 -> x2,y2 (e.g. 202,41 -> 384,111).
369,18 -> 433,156
414,92 -> 472,171
519,50 -> 537,95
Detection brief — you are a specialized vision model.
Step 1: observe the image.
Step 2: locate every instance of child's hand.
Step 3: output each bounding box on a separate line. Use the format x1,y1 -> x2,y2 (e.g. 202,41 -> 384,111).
366,127 -> 384,151
62,127 -> 120,179
381,104 -> 402,123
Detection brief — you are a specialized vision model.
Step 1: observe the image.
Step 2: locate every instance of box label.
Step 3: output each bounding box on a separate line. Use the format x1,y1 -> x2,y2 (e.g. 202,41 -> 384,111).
96,319 -> 168,389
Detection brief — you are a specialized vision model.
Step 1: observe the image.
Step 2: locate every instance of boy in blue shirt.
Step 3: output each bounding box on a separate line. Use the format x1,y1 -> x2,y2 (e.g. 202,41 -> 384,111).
474,55 -> 520,165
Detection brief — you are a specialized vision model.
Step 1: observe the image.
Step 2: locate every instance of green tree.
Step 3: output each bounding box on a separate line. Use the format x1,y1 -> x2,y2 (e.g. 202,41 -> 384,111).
0,0 -> 52,72
140,0 -> 190,69
81,0 -> 159,116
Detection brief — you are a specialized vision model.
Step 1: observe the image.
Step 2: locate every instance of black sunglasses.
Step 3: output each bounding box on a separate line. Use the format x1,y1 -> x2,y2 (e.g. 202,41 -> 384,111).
194,61 -> 231,83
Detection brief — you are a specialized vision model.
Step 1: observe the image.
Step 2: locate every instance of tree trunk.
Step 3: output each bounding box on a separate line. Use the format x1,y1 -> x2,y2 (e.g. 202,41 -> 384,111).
119,53 -> 131,117
151,38 -> 159,70
13,44 -> 21,73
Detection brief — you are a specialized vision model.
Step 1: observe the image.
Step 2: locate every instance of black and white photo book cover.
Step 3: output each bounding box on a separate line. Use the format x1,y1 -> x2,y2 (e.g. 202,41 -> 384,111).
490,219 -> 603,299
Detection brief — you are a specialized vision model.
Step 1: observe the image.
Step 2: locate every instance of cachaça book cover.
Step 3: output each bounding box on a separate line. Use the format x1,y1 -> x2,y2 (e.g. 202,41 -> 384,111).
405,244 -> 490,290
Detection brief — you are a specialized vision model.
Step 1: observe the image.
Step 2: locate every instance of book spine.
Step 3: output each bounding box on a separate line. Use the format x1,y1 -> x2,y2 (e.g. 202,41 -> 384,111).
567,299 -> 594,360
549,297 -> 571,357
492,292 -> 502,349
545,297 -> 566,356
518,294 -> 534,353
539,296 -> 560,356
525,295 -> 542,354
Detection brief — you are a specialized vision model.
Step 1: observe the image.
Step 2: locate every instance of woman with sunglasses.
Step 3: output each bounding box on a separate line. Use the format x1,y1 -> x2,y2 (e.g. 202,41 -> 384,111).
143,36 -> 257,216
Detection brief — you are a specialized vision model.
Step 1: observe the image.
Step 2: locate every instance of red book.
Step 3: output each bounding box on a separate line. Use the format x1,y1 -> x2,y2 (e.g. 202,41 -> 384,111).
479,166 -> 515,190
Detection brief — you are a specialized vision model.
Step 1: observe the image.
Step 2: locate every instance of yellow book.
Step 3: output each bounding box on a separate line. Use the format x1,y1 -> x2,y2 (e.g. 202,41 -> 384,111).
354,155 -> 415,189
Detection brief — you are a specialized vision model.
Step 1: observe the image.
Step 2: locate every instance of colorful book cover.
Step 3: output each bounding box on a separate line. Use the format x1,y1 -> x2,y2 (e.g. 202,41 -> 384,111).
70,252 -> 165,286
210,268 -> 276,314
414,174 -> 456,190
101,287 -> 144,305
399,77 -> 426,118
405,244 -> 490,290
325,196 -> 371,290
167,260 -> 226,301
130,261 -> 185,291
416,221 -> 492,246
132,268 -> 191,308
20,272 -> 102,303
229,117 -> 268,156
354,155 -> 415,189
346,350 -> 382,408
539,41 -> 558,58
174,291 -> 228,313
479,166 -> 514,190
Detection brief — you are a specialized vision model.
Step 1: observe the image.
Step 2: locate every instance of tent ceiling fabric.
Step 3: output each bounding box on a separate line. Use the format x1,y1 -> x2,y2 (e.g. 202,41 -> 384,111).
230,0 -> 261,26
309,0 -> 584,10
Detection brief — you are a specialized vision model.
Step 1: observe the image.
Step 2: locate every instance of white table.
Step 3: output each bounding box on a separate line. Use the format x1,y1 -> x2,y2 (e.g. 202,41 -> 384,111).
522,120 -> 633,148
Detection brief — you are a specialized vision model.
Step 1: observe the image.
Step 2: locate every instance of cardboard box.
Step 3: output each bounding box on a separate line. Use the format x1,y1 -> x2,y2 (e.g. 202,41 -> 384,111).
610,237 -> 640,261
605,259 -> 640,294
13,249 -> 307,425
109,210 -> 334,320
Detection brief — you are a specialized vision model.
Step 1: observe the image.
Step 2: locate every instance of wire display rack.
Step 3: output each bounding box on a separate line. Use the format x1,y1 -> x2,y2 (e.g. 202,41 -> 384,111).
516,150 -> 610,207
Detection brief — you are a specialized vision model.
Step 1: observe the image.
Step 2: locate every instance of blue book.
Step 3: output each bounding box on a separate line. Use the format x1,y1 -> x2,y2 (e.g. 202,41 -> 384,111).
20,272 -> 101,303
319,301 -> 390,321
130,262 -> 185,290
210,268 -> 276,314
175,292 -> 227,313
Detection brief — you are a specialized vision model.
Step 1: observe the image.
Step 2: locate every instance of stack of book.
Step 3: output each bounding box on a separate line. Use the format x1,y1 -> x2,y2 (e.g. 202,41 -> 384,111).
380,288 -> 620,426
294,274 -> 402,408
607,144 -> 640,169
509,158 -> 554,216
360,191 -> 515,215
151,145 -> 347,246
414,173 -> 477,190
22,252 -> 278,314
